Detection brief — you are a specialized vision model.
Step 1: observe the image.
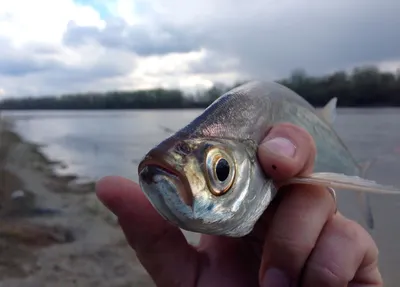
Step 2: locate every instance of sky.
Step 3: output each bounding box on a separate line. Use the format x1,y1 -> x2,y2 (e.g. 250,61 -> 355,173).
0,0 -> 400,98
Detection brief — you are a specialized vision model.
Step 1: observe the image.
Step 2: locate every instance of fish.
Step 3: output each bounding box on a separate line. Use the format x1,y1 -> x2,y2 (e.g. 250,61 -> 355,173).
137,80 -> 400,237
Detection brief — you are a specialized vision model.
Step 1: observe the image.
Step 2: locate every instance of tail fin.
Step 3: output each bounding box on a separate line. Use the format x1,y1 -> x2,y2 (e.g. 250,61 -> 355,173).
357,159 -> 377,230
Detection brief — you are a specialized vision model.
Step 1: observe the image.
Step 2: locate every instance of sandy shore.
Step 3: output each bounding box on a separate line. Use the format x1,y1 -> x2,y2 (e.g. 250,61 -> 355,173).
0,118 -> 169,286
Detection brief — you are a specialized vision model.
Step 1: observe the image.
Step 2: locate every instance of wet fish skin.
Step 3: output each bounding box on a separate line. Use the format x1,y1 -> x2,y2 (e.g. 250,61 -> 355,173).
138,80 -> 371,237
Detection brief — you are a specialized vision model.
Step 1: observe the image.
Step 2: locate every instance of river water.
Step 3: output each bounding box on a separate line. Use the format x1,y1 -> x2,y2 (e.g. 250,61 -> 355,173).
3,110 -> 202,182
3,108 -> 400,285
3,109 -> 400,182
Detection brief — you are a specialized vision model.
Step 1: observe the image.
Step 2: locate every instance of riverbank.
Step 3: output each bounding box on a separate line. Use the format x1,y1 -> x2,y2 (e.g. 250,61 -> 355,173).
0,117 -> 157,286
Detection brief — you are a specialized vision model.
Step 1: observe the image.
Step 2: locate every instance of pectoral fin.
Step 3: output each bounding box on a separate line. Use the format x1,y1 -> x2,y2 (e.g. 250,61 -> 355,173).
279,171 -> 400,229
280,172 -> 400,195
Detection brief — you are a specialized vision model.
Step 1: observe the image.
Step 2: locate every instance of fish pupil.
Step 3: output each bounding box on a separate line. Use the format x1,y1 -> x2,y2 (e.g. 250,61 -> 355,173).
215,158 -> 230,182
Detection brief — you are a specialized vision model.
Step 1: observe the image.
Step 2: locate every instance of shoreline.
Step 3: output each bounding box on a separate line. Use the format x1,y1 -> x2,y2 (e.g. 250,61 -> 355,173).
0,116 -> 157,286
2,115 -> 94,183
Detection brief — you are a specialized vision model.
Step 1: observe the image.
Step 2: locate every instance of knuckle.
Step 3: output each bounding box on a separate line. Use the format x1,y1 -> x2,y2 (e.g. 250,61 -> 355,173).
335,215 -> 380,260
277,122 -> 315,147
306,260 -> 348,287
334,216 -> 365,244
269,122 -> 312,144
302,215 -> 380,286
270,231 -> 315,259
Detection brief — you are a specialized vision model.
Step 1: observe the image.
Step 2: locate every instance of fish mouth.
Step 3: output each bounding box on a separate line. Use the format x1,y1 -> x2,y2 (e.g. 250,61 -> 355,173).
138,155 -> 194,208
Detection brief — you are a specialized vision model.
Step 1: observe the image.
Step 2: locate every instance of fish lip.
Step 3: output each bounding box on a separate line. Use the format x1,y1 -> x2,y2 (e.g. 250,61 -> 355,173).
138,150 -> 194,207
138,146 -> 181,179
138,157 -> 179,179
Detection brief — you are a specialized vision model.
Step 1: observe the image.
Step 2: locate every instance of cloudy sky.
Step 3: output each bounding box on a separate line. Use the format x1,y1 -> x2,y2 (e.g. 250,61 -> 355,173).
0,0 -> 399,97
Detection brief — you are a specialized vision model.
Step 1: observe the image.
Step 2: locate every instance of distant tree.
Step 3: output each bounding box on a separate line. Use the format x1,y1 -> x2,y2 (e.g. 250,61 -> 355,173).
1,64 -> 400,110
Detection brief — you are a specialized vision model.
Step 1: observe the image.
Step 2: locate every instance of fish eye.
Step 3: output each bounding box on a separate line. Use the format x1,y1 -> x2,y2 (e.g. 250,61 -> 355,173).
204,147 -> 236,196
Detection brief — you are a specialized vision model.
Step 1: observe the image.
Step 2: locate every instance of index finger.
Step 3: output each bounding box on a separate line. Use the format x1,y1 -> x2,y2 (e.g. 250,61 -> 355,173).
96,176 -> 199,286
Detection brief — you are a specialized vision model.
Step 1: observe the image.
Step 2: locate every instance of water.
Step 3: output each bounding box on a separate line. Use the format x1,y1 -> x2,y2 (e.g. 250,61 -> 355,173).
3,109 -> 400,184
2,110 -> 202,182
2,108 -> 400,284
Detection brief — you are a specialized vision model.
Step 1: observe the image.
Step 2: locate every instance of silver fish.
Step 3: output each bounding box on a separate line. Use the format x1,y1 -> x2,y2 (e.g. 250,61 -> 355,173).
138,80 -> 400,237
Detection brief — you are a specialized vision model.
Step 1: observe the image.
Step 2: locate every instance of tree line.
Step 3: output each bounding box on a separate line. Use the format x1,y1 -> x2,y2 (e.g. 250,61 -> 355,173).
1,65 -> 400,110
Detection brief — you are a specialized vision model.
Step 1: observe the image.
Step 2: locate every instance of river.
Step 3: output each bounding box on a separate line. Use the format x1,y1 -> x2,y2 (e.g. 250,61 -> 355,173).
3,108 -> 400,285
3,109 -> 400,183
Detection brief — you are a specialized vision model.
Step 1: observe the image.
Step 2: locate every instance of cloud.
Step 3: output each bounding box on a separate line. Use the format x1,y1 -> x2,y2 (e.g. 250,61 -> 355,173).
0,37 -> 61,77
63,19 -> 203,56
145,0 -> 400,78
1,0 -> 400,97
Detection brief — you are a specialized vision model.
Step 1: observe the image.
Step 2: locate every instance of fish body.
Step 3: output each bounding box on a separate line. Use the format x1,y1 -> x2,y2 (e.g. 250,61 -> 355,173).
138,81 -> 394,237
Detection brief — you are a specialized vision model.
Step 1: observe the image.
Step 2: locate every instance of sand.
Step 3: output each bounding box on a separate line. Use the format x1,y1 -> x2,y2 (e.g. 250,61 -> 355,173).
0,118 -> 169,287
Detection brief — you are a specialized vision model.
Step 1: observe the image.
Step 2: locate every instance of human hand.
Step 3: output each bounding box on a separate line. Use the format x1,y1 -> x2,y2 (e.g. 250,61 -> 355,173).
96,123 -> 383,287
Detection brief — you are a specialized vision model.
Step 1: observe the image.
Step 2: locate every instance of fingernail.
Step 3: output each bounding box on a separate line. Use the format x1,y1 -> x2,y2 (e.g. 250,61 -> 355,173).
262,268 -> 291,287
261,137 -> 296,158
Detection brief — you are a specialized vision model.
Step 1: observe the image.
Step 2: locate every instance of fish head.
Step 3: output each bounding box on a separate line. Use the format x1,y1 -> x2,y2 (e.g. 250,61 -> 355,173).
138,136 -> 277,237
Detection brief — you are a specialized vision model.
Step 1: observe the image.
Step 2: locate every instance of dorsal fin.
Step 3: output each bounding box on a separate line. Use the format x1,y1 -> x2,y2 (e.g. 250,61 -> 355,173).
319,97 -> 337,124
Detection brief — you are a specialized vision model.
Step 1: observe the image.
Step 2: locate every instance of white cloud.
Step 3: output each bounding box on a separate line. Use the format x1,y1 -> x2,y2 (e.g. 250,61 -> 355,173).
0,0 -> 105,46
0,0 -> 399,97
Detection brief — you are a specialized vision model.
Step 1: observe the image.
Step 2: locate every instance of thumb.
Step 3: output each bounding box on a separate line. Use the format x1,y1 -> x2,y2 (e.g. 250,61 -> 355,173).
257,122 -> 316,181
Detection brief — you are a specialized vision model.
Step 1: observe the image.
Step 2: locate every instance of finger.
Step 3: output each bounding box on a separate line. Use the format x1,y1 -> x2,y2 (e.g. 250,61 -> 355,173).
257,122 -> 316,181
249,123 -> 318,246
247,123 -> 318,256
259,184 -> 337,286
96,176 -> 200,286
302,213 -> 382,287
